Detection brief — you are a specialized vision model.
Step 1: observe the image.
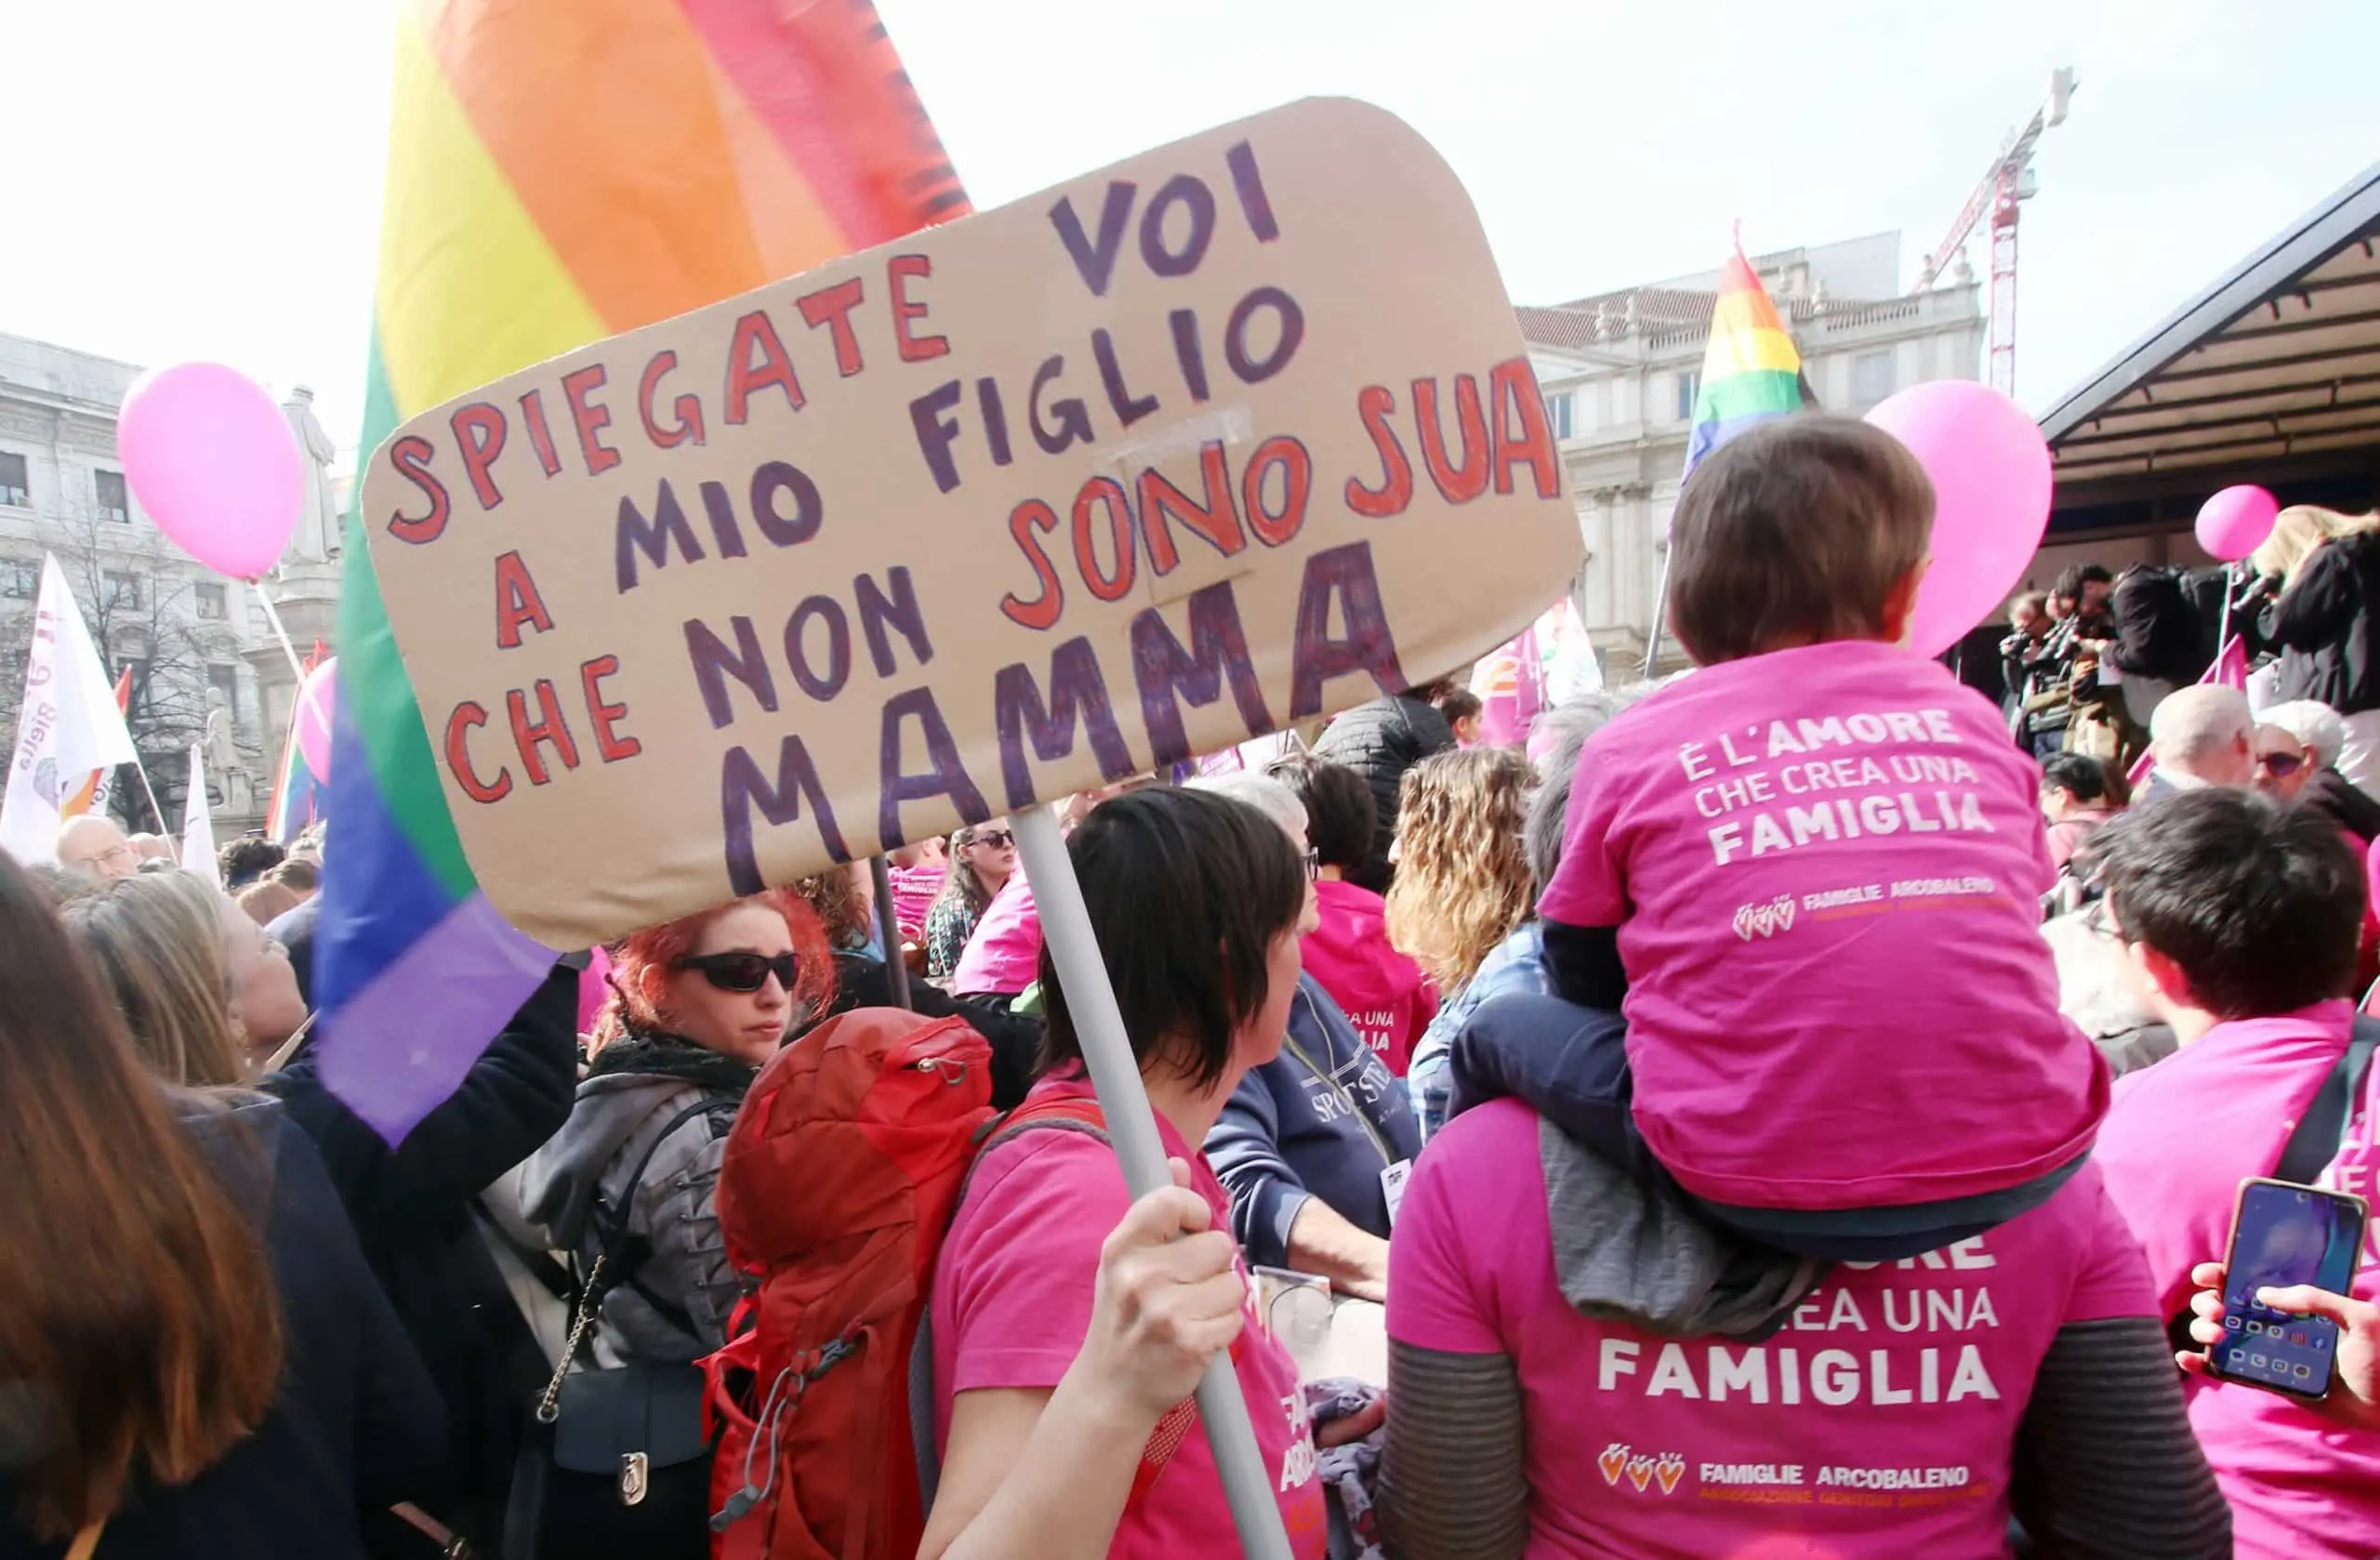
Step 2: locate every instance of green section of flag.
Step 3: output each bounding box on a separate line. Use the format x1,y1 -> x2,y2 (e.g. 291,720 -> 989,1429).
341,331 -> 478,900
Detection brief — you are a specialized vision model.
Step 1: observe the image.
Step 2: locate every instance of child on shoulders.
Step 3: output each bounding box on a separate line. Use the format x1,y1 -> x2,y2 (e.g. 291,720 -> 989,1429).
1511,416 -> 2109,1259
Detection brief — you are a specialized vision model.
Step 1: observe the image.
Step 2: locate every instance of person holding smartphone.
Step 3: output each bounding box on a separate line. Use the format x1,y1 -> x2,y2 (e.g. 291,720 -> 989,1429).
2177,1261 -> 2380,1431
2086,788 -> 2380,1558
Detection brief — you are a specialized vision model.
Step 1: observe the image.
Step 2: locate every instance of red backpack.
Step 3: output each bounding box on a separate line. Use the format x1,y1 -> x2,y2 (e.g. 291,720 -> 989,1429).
705,1008 -> 1186,1560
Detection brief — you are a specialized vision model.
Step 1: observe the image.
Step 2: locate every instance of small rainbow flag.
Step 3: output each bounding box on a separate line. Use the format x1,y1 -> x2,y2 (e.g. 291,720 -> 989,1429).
265,641 -> 329,844
315,0 -> 971,1142
1683,245 -> 1818,478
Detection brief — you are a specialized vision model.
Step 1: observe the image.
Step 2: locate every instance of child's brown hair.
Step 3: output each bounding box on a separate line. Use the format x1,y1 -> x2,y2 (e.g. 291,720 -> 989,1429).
1666,416 -> 1934,666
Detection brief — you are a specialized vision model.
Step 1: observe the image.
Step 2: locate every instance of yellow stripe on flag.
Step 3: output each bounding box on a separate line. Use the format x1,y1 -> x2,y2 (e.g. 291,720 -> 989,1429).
1700,324 -> 1803,378
375,12 -> 607,416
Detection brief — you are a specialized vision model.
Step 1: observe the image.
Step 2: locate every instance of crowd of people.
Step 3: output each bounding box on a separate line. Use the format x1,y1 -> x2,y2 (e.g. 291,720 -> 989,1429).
7,439 -> 2380,1560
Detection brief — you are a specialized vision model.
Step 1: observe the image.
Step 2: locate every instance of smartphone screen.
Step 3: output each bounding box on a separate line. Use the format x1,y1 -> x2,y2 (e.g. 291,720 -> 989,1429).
2210,1180 -> 2367,1398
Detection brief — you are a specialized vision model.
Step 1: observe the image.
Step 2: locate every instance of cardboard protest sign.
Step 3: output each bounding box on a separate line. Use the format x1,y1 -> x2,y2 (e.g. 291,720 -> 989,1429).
359,97 -> 1581,949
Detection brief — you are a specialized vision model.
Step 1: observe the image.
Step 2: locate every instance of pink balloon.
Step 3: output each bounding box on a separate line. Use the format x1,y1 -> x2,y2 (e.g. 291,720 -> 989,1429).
295,658 -> 337,781
2195,484 -> 2280,562
117,363 -> 302,580
1865,380 -> 2054,658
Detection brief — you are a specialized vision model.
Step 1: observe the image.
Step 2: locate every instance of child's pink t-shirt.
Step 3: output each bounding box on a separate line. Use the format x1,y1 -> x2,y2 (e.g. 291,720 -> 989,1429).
930,1076 -> 1329,1560
1302,878 -> 1436,1076
1390,1098 -> 2158,1559
886,862 -> 946,944
2095,1001 -> 2380,1559
1538,639 -> 2107,1210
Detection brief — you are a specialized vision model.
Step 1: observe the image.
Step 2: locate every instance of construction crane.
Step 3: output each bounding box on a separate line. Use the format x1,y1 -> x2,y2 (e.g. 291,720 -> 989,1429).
1914,67 -> 2077,398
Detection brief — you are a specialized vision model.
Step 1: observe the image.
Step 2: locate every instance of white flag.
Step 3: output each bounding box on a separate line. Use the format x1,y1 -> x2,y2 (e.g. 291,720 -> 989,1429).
181,743 -> 219,883
1,556 -> 140,865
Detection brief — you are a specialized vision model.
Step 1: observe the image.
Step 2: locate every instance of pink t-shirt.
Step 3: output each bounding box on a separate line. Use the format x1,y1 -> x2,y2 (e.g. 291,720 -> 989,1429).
950,873 -> 1041,996
2095,1000 -> 2380,1558
887,862 -> 946,944
1301,878 -> 1436,1076
931,1076 -> 1328,1559
1390,1097 -> 2158,1559
1538,639 -> 2107,1210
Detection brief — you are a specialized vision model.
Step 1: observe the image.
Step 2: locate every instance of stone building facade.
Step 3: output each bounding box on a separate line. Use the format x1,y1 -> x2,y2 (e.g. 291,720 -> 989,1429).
1521,232 -> 1986,671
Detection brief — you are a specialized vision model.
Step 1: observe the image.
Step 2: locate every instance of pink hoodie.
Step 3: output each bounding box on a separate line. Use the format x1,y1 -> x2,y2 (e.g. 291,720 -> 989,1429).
1301,878 -> 1435,1076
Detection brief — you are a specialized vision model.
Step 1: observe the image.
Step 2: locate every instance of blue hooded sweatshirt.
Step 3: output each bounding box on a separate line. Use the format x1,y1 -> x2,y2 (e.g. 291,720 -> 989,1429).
1206,974 -> 1422,1269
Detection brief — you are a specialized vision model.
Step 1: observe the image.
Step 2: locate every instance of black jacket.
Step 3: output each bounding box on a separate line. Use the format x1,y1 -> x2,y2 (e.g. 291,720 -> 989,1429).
2307,766 -> 2380,845
819,950 -> 1041,1110
262,962 -> 578,1553
0,1099 -> 448,1560
1312,694 -> 1456,892
2110,566 -> 2212,685
2264,532 -> 2380,715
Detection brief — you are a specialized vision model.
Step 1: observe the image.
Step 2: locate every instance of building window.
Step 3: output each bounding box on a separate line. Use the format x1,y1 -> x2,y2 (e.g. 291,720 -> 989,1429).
101,571 -> 141,610
195,581 -> 229,620
207,663 -> 242,727
1544,390 -> 1573,441
2,559 -> 37,599
1852,350 -> 1896,407
1675,370 -> 1701,423
95,469 -> 130,523
0,452 -> 27,509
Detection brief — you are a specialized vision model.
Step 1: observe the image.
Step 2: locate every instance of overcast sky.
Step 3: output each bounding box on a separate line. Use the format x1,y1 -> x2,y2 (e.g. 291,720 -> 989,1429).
3,0 -> 2373,463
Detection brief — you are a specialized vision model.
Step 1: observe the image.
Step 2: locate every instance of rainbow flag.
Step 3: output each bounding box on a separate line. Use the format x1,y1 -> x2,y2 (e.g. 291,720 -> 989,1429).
315,0 -> 971,1142
1683,246 -> 1818,477
266,643 -> 328,844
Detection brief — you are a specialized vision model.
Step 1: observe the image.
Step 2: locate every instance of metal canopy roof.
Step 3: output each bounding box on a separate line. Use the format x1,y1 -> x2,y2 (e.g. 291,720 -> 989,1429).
2041,162 -> 2380,494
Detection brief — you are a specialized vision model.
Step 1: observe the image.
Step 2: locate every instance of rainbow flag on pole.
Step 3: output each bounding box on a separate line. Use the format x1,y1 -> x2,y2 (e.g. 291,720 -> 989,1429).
315,0 -> 971,1142
265,642 -> 328,844
1683,246 -> 1818,478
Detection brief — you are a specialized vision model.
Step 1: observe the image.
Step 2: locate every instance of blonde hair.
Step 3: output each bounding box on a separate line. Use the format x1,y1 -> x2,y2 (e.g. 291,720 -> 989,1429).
235,879 -> 300,927
2252,506 -> 2380,585
59,870 -> 249,1088
1385,748 -> 1536,993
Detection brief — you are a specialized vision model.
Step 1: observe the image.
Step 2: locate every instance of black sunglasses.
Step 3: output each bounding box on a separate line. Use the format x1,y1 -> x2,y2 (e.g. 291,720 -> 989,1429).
970,828 -> 1015,850
2257,749 -> 2306,777
672,951 -> 798,995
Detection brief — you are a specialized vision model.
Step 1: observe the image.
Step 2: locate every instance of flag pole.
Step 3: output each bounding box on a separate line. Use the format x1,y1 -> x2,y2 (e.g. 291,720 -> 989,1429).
1643,550 -> 1672,679
866,855 -> 911,1010
248,579 -> 310,685
1008,806 -> 1295,1560
128,758 -> 170,836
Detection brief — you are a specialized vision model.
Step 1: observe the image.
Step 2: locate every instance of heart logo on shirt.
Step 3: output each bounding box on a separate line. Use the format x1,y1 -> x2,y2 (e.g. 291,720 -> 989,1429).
1625,1455 -> 1656,1493
1654,1453 -> 1686,1496
1731,895 -> 1800,940
1597,1443 -> 1629,1487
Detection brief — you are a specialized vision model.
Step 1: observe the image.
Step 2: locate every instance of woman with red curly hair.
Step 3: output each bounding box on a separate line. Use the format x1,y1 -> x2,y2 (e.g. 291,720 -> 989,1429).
522,888 -> 832,1363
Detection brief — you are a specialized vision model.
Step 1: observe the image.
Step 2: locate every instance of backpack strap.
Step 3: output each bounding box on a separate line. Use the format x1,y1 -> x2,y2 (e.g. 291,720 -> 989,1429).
913,1095 -> 1197,1519
2274,1017 -> 2380,1185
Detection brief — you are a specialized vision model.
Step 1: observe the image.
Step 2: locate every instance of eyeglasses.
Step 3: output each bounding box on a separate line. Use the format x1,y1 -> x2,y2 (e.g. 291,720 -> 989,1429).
2082,899 -> 2130,945
970,828 -> 1015,850
1301,848 -> 1321,883
672,951 -> 798,995
2257,750 -> 2306,778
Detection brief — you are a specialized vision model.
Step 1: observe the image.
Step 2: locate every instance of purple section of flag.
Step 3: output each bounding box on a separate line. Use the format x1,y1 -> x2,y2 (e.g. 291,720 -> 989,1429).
313,892 -> 554,1143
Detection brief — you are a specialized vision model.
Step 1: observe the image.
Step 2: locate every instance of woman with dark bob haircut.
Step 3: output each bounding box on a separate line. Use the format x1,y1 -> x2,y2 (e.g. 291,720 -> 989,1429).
919,789 -> 1348,1559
